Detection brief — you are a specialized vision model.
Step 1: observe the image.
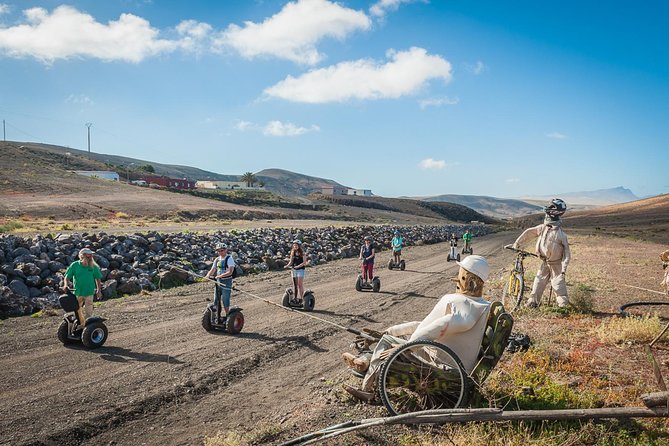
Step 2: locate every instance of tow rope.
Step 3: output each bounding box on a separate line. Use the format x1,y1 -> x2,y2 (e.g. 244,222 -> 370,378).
171,266 -> 377,341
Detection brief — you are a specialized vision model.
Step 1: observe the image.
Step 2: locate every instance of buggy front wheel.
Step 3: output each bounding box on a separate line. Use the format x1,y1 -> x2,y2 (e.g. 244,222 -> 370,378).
377,339 -> 470,416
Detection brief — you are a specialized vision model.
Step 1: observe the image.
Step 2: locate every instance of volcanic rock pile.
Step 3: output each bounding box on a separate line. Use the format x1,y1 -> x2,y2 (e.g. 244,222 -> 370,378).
0,224 -> 491,317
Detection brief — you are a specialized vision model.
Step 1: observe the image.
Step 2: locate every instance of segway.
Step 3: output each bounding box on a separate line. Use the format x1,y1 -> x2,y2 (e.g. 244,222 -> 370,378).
57,290 -> 108,349
387,256 -> 406,271
461,241 -> 473,255
282,270 -> 315,311
355,268 -> 381,293
201,282 -> 244,334
447,239 -> 460,262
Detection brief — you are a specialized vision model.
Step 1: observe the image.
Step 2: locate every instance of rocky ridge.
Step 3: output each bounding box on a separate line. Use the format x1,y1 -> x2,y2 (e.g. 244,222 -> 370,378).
0,224 -> 491,317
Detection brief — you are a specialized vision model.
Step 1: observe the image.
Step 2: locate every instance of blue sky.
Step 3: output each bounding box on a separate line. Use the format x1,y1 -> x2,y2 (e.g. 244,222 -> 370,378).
0,0 -> 667,198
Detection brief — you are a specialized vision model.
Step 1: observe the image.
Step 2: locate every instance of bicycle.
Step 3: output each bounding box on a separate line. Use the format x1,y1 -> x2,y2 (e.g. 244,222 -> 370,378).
502,245 -> 538,312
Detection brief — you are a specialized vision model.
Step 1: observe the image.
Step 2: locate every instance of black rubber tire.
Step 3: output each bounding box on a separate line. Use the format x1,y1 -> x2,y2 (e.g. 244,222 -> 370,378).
457,254 -> 461,262
399,260 -> 405,271
202,308 -> 214,331
372,278 -> 381,293
57,320 -> 76,345
226,311 -> 244,334
81,322 -> 108,349
282,290 -> 291,307
355,275 -> 362,292
502,273 -> 524,312
387,259 -> 393,270
302,292 -> 315,311
378,339 -> 470,416
470,248 -> 473,255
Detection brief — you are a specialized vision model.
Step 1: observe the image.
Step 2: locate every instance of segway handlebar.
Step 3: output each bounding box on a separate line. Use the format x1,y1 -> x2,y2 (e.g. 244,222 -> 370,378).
504,245 -> 538,257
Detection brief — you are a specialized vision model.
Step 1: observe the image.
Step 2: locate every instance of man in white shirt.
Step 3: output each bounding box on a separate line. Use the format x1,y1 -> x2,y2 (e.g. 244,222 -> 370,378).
342,255 -> 492,401
512,198 -> 571,308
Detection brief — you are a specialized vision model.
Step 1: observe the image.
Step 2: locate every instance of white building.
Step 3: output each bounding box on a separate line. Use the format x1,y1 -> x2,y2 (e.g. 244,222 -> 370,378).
75,171 -> 120,181
196,180 -> 263,190
347,188 -> 372,196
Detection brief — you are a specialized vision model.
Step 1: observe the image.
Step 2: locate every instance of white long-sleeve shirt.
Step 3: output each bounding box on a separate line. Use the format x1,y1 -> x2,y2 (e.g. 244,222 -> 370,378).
385,293 -> 491,373
513,224 -> 571,273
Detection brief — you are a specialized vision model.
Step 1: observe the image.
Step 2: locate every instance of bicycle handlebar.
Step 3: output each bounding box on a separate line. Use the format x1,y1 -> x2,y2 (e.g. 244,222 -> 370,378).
504,245 -> 538,257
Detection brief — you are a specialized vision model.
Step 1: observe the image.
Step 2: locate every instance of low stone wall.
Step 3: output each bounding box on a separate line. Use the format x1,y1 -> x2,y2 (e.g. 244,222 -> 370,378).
0,224 -> 492,317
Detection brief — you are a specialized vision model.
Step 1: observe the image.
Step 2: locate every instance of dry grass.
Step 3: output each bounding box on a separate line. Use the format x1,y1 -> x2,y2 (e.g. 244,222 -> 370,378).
595,315 -> 666,345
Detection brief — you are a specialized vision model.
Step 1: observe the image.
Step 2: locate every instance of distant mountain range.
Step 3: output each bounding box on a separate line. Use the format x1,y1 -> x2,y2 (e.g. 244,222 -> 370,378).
415,194 -> 542,219
521,186 -> 639,206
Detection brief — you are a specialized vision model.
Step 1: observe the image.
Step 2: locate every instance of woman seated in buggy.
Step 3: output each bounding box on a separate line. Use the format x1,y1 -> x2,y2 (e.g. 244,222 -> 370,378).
342,255 -> 513,414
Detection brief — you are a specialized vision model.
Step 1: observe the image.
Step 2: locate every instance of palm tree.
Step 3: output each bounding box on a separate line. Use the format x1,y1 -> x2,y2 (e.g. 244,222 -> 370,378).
240,172 -> 257,188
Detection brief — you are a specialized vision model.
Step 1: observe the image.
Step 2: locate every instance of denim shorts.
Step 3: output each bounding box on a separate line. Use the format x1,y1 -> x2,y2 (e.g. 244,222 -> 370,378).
292,269 -> 305,278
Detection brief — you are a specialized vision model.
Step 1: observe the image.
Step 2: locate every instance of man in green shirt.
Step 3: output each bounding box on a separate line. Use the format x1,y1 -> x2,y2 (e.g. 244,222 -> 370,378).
463,230 -> 473,252
64,248 -> 102,326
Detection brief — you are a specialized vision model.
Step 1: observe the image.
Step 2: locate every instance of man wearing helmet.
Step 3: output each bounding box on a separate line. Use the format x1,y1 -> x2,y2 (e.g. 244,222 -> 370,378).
341,255 -> 492,401
512,198 -> 571,308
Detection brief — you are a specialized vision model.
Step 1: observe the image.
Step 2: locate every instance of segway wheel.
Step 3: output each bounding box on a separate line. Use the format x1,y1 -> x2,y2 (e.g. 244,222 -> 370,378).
202,308 -> 214,331
470,248 -> 473,255
355,275 -> 363,292
399,260 -> 405,271
457,254 -> 461,262
81,322 -> 108,349
302,291 -> 315,312
282,290 -> 291,307
57,320 -> 76,345
387,259 -> 393,270
226,311 -> 244,334
372,278 -> 381,293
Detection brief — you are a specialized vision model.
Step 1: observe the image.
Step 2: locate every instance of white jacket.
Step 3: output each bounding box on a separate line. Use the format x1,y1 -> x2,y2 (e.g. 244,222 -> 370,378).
385,294 -> 491,373
514,224 -> 571,273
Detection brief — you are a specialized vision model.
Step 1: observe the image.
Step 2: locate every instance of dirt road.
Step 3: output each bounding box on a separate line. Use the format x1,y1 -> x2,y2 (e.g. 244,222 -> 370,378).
0,232 -> 515,446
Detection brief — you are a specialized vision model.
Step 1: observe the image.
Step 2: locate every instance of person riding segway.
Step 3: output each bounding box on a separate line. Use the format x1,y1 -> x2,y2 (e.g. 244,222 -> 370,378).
388,230 -> 406,271
203,243 -> 244,333
356,236 -> 381,292
447,233 -> 460,262
282,239 -> 315,311
58,248 -> 108,348
462,229 -> 473,255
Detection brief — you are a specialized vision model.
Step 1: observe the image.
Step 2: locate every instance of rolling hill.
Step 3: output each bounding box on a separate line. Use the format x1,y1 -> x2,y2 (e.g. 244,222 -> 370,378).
417,194 -> 542,219
255,168 -> 350,196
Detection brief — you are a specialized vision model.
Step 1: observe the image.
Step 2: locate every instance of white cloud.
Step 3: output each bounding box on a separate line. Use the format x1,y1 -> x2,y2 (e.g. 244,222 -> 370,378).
505,178 -> 520,183
419,96 -> 459,109
473,60 -> 486,75
263,121 -> 320,137
418,158 -> 445,169
65,94 -> 94,106
0,4 -> 10,15
370,0 -> 426,17
214,0 -> 370,65
546,132 -> 567,139
0,5 -> 211,63
265,47 -> 452,103
234,120 -> 255,132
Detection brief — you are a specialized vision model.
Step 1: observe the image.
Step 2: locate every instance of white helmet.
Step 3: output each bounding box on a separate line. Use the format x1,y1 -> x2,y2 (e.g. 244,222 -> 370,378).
456,255 -> 489,281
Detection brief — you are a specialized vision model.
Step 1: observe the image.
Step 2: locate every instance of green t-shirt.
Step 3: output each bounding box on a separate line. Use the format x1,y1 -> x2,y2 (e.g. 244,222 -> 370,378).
64,261 -> 102,296
463,232 -> 472,242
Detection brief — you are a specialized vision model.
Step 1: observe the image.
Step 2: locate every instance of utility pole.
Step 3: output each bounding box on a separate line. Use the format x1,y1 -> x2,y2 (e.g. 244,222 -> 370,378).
85,122 -> 92,152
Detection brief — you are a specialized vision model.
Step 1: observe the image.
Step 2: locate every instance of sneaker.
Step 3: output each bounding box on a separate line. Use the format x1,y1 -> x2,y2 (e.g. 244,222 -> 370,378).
342,384 -> 375,402
342,353 -> 369,373
525,300 -> 538,308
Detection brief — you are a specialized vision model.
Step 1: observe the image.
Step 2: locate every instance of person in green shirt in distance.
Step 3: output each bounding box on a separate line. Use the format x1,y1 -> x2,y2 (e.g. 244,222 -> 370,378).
390,230 -> 403,266
63,248 -> 102,327
463,230 -> 473,252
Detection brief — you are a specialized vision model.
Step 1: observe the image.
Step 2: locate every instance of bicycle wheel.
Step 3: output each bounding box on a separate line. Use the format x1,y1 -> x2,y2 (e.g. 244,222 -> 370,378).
378,340 -> 470,416
502,272 -> 524,312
